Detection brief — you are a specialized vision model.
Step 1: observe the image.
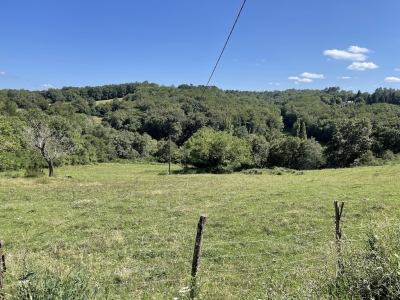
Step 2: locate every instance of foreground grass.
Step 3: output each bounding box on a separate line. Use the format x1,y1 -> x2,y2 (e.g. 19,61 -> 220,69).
1,163 -> 400,299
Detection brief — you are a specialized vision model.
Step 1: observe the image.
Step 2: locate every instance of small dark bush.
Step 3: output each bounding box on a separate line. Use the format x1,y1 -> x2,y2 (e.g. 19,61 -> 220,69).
24,167 -> 45,178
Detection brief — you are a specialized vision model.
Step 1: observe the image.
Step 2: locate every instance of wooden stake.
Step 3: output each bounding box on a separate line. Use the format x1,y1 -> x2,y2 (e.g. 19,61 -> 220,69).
0,240 -> 4,299
334,200 -> 344,275
168,134 -> 171,175
190,215 -> 207,299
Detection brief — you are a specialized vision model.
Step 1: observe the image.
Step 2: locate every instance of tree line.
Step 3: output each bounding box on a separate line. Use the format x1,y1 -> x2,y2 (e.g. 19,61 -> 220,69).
1,82 -> 400,176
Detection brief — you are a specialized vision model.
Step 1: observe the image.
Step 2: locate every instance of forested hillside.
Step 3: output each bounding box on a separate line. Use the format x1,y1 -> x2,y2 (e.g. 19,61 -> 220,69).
1,82 -> 400,175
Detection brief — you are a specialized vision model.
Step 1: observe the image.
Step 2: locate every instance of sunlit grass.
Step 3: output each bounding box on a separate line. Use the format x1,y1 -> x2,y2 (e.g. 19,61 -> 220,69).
1,163 -> 400,299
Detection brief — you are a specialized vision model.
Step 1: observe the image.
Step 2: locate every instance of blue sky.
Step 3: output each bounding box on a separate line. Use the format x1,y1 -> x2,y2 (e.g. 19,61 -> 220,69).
1,0 -> 400,93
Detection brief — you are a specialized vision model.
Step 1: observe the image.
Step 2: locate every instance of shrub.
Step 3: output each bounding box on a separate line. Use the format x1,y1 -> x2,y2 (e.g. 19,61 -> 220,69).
24,167 -> 45,178
183,128 -> 252,172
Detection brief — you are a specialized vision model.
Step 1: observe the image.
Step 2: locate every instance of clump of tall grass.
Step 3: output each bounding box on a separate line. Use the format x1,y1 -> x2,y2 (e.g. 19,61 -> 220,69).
325,226 -> 400,299
10,268 -> 108,300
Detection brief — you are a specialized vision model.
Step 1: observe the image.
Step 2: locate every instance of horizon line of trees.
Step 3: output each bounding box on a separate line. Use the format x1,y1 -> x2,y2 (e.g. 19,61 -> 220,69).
1,82 -> 400,176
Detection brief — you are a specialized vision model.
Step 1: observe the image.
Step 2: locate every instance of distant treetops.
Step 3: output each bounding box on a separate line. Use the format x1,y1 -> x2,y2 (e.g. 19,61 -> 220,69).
1,82 -> 400,174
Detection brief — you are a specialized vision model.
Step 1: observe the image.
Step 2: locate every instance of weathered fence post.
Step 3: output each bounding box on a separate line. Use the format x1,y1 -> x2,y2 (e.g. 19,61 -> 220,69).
334,200 -> 344,276
190,215 -> 207,299
168,134 -> 171,175
0,240 -> 5,300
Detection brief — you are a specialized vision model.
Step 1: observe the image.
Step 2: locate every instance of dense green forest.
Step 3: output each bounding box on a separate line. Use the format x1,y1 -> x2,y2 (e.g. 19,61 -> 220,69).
1,81 -> 400,175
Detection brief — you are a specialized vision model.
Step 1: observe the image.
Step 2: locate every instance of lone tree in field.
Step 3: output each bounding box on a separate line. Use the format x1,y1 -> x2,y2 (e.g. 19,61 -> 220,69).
25,114 -> 73,177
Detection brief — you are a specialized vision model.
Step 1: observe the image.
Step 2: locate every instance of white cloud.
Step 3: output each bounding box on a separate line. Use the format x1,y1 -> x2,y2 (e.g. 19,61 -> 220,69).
385,77 -> 400,83
289,72 -> 324,83
301,72 -> 325,79
288,77 -> 312,83
348,46 -> 370,53
295,82 -> 299,85
324,49 -> 367,61
0,71 -> 10,77
347,62 -> 379,71
39,84 -> 56,89
395,69 -> 400,71
269,82 -> 280,85
337,76 -> 351,79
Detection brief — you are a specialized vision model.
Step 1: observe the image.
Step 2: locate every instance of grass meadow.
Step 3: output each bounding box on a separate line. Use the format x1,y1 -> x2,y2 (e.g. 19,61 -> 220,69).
1,163 -> 400,299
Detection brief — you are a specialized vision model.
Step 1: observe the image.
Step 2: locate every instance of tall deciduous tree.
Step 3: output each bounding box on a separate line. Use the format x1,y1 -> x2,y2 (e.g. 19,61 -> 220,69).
24,114 -> 73,177
325,118 -> 372,168
249,134 -> 269,168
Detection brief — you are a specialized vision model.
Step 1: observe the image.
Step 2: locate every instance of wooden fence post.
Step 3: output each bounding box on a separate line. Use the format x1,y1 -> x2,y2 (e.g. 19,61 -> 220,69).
190,215 -> 207,299
0,240 -> 5,300
334,200 -> 344,276
168,134 -> 171,175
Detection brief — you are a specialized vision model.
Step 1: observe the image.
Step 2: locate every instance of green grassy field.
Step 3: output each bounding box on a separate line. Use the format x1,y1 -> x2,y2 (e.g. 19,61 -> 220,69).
1,163 -> 400,299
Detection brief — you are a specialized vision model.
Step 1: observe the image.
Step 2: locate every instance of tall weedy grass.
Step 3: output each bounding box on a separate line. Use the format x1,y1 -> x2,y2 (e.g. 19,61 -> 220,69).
10,263 -> 108,300
324,226 -> 400,299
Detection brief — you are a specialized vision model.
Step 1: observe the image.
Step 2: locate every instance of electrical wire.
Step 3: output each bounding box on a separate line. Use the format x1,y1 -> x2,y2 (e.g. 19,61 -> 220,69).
200,0 -> 247,100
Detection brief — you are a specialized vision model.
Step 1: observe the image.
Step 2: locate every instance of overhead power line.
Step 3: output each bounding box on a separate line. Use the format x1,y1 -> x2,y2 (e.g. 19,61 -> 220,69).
200,0 -> 247,99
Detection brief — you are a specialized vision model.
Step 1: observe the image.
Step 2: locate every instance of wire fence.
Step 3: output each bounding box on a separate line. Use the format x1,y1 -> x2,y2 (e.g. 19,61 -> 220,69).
2,201 -> 400,299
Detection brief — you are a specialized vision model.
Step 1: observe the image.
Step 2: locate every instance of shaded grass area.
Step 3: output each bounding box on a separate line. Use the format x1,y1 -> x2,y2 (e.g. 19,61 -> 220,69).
1,163 -> 400,299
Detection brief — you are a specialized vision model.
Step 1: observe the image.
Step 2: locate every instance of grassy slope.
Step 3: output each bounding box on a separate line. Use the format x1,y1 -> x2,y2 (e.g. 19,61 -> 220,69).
1,164 -> 400,299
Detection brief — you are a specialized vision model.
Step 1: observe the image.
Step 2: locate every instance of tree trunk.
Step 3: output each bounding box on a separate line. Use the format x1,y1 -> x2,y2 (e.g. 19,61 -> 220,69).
46,158 -> 54,177
41,145 -> 54,177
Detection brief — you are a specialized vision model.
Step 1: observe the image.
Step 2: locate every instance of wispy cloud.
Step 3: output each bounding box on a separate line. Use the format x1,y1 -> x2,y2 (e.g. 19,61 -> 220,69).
337,76 -> 351,79
323,46 -> 371,61
395,69 -> 400,71
300,72 -> 325,79
288,72 -> 325,83
269,82 -> 280,85
324,49 -> 367,61
385,77 -> 400,83
288,76 -> 312,83
347,46 -> 370,53
347,62 -> 379,71
299,78 -> 313,82
0,71 -> 10,77
38,84 -> 56,90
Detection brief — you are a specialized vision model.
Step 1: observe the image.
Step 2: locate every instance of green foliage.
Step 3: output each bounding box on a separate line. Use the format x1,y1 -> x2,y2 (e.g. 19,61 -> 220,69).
291,118 -> 307,140
268,136 -> 324,170
153,139 -> 182,164
291,118 -> 301,137
11,269 -> 108,300
325,118 -> 372,168
183,127 -> 252,171
0,116 -> 28,171
2,83 -> 400,172
24,167 -> 45,178
248,134 -> 269,168
327,227 -> 400,299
